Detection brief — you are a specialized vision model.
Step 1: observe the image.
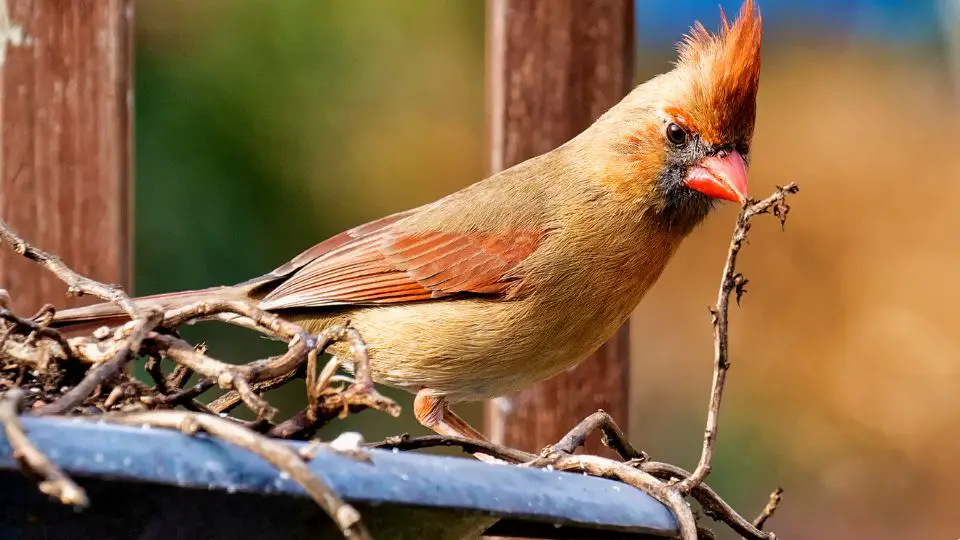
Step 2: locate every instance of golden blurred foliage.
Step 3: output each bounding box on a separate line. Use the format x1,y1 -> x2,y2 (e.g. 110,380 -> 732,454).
633,44 -> 960,538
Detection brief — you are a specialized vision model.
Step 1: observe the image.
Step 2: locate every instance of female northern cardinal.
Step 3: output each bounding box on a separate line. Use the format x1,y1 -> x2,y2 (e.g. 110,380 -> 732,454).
54,1 -> 762,441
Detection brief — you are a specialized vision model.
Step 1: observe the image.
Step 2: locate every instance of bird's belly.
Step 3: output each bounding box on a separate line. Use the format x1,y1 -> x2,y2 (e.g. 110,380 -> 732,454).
322,295 -> 634,402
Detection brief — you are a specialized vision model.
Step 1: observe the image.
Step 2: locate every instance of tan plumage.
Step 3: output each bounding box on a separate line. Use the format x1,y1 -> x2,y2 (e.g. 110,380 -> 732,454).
53,0 -> 763,440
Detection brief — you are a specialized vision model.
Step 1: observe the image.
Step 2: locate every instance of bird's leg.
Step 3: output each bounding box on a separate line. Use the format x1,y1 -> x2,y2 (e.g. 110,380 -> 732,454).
414,390 -> 504,464
413,390 -> 487,440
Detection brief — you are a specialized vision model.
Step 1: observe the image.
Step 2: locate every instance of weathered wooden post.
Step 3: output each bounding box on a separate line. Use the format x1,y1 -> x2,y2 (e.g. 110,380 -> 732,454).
0,0 -> 133,313
485,0 -> 635,455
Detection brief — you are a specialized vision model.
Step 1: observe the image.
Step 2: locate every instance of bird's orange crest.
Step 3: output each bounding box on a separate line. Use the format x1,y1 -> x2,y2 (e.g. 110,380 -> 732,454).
674,0 -> 762,147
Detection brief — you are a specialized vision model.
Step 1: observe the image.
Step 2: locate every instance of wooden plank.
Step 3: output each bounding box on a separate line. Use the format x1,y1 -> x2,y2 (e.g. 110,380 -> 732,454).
484,0 -> 635,456
0,0 -> 133,314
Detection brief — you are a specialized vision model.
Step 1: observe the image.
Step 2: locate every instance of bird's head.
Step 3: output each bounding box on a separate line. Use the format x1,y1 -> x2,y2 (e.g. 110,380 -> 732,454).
598,0 -> 762,232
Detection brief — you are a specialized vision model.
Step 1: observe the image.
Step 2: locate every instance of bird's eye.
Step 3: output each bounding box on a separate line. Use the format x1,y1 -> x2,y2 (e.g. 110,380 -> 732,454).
666,123 -> 688,146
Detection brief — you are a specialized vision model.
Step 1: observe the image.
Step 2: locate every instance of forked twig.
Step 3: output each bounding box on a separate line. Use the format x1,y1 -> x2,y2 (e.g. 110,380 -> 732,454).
310,326 -> 400,417
0,218 -> 139,320
677,183 -> 798,494
543,411 -> 778,539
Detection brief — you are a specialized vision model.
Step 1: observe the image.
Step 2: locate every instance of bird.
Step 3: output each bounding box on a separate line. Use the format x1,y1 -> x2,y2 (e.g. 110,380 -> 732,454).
53,0 -> 762,443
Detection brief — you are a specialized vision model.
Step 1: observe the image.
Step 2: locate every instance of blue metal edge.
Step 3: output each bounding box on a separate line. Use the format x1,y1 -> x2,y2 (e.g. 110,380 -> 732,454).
1,416 -> 678,536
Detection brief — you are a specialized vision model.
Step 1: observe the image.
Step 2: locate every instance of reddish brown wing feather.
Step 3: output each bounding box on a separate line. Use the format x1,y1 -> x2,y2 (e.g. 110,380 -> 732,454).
256,214 -> 544,310
260,209 -> 419,281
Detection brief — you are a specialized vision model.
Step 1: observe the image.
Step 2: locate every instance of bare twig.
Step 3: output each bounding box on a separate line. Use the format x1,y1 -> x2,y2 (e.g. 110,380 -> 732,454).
155,380 -> 214,407
370,433 -> 536,464
167,364 -> 193,389
100,410 -> 370,540
0,389 -> 88,507
753,487 -> 783,531
676,184 -> 798,494
243,333 -> 311,382
305,348 -> 323,414
0,218 -> 139,320
546,409 -> 645,460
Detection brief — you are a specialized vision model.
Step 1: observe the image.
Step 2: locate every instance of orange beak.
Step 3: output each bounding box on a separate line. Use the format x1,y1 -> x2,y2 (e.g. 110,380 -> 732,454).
683,150 -> 749,203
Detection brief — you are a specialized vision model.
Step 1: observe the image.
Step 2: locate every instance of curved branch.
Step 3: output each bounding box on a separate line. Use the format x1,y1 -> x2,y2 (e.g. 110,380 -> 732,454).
0,389 -> 88,507
548,409 -> 645,460
370,434 -> 536,464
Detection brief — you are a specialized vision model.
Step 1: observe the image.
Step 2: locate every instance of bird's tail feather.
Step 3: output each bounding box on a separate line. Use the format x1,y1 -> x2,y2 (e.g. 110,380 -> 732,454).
50,285 -> 245,332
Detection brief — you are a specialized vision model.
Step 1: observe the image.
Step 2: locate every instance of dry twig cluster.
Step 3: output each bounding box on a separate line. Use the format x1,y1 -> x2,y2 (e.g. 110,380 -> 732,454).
0,183 -> 797,540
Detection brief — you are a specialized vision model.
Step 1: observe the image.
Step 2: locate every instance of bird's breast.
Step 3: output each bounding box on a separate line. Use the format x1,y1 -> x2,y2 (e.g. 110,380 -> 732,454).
324,234 -> 675,402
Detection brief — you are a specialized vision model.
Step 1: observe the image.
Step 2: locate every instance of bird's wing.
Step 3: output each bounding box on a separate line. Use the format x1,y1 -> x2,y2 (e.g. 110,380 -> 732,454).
255,210 -> 544,310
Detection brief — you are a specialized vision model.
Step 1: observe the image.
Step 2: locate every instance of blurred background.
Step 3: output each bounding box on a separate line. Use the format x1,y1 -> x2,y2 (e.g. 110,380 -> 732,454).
133,1 -> 960,538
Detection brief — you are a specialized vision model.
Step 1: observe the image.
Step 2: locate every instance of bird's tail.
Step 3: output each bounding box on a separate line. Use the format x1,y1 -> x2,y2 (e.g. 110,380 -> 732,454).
50,285 -> 246,332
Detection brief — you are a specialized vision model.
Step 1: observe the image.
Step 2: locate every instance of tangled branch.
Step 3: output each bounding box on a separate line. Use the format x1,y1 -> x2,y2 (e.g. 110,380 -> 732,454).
0,183 -> 797,539
0,216 -> 399,535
